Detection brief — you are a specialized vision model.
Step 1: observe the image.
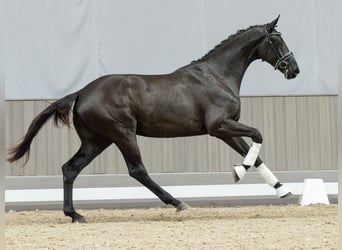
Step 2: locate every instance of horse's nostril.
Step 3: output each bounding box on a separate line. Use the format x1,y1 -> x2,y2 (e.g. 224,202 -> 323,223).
295,67 -> 300,74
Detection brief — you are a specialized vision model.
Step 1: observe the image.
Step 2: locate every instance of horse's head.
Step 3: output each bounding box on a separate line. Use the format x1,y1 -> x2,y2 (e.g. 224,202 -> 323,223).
257,16 -> 300,79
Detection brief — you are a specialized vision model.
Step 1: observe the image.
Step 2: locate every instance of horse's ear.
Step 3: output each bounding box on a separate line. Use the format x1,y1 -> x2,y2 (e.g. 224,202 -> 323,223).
266,15 -> 280,32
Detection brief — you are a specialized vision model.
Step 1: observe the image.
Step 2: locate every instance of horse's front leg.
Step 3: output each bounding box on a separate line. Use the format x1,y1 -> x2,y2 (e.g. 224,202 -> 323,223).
222,137 -> 263,181
225,137 -> 291,198
208,119 -> 291,198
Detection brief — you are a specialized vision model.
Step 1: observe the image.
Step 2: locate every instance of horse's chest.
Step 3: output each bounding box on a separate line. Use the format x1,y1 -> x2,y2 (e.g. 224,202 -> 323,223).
209,91 -> 240,117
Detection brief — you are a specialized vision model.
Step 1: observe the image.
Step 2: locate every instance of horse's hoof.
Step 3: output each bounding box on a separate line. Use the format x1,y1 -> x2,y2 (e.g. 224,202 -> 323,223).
276,184 -> 292,198
232,165 -> 246,183
176,202 -> 191,212
72,215 -> 87,223
280,192 -> 292,198
72,217 -> 86,223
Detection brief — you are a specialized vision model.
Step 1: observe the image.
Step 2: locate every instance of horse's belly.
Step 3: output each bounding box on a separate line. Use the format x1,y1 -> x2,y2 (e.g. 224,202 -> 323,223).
136,119 -> 207,138
135,96 -> 207,137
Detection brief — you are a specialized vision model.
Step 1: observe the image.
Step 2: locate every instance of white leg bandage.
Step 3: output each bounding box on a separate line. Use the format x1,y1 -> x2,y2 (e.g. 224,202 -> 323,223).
257,163 -> 291,198
232,164 -> 246,183
276,185 -> 291,198
243,142 -> 261,166
256,163 -> 279,187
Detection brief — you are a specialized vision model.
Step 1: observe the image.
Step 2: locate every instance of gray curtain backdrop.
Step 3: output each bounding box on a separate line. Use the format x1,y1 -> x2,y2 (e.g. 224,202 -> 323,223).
3,0 -> 339,99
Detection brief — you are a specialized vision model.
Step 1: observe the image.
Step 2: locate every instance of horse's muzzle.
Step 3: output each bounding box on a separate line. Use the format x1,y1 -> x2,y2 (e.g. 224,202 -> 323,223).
284,65 -> 300,79
283,56 -> 300,79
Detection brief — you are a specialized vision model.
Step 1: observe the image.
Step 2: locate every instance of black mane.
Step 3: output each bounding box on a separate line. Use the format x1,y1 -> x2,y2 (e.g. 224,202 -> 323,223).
192,25 -> 261,64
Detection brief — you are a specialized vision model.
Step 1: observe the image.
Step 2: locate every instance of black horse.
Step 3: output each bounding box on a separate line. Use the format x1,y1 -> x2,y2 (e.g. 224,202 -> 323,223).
8,16 -> 299,223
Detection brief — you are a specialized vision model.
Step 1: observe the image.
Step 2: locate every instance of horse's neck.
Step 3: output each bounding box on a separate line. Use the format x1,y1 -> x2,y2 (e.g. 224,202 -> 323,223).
207,35 -> 261,95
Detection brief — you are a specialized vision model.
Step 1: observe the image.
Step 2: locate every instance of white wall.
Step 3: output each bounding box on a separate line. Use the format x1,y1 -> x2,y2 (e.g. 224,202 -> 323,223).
3,0 -> 340,99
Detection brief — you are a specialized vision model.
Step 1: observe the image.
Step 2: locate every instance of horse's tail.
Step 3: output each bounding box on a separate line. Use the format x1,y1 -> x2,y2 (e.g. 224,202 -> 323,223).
7,91 -> 80,165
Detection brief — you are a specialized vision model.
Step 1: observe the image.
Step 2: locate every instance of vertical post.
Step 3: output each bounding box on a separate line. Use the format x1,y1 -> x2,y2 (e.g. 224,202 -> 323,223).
0,70 -> 4,250
338,57 -> 342,249
0,25 -> 5,250
0,3 -> 5,248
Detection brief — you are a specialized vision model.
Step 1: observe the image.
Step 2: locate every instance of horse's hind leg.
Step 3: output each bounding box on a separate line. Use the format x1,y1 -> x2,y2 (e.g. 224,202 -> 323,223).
62,140 -> 110,223
223,137 -> 291,198
115,135 -> 190,211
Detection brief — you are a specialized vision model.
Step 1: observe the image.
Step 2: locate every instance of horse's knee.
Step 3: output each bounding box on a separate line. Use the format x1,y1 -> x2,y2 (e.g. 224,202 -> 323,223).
208,120 -> 263,144
251,128 -> 263,144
